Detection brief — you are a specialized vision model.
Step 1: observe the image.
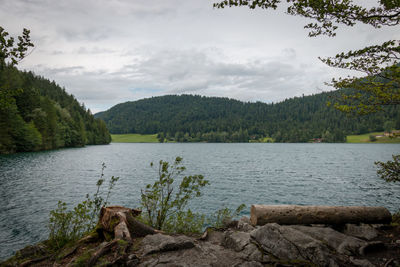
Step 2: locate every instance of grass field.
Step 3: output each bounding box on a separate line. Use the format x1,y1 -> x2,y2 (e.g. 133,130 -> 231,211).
346,131 -> 400,143
111,134 -> 159,143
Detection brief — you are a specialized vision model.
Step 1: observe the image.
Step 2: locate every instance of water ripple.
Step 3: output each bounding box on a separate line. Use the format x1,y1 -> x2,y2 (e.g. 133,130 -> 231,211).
0,143 -> 399,260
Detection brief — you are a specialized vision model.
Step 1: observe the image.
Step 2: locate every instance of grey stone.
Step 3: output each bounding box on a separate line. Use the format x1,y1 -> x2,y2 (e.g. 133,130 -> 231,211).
223,230 -> 251,252
349,257 -> 375,267
251,223 -> 331,265
139,240 -> 248,267
239,243 -> 264,262
237,217 -> 255,232
236,261 -> 264,267
344,224 -> 379,240
290,225 -> 367,255
15,243 -> 47,259
140,234 -> 195,255
204,229 -> 225,245
359,241 -> 386,255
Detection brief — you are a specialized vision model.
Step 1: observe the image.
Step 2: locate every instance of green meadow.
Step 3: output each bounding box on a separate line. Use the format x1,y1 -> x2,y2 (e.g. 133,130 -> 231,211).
346,132 -> 400,143
111,134 -> 159,143
111,132 -> 400,144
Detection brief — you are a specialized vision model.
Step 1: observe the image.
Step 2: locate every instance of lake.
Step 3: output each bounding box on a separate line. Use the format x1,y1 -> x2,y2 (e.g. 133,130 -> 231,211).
0,143 -> 399,260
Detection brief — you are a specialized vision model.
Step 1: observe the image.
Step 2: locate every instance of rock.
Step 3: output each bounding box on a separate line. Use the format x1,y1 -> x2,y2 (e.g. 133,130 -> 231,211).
344,224 -> 379,240
223,230 -> 251,252
239,216 -> 251,224
249,223 -> 370,265
239,243 -> 264,262
138,240 -> 248,267
202,228 -> 225,244
140,234 -> 195,255
349,257 -> 375,267
250,223 -> 336,266
238,261 -> 264,267
359,241 -> 386,255
237,217 -> 255,232
290,225 -> 367,255
127,254 -> 140,267
222,230 -> 264,262
15,243 -> 47,259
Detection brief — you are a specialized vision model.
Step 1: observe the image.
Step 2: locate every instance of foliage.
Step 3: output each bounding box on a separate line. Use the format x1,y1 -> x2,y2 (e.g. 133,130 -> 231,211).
140,157 -> 209,231
163,209 -> 206,234
96,94 -> 399,143
208,204 -> 246,229
384,121 -> 395,133
213,1 -> 400,38
0,26 -> 111,154
0,26 -> 34,68
322,43 -> 399,115
0,65 -> 111,154
375,154 -> 400,183
213,1 -> 400,115
48,163 -> 119,249
369,135 -> 377,142
0,26 -> 34,110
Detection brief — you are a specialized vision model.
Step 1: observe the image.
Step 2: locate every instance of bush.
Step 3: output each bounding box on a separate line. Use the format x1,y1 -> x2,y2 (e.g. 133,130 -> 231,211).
163,209 -> 205,234
369,135 -> 377,142
375,154 -> 400,182
48,163 -> 119,249
208,204 -> 246,229
140,157 -> 209,232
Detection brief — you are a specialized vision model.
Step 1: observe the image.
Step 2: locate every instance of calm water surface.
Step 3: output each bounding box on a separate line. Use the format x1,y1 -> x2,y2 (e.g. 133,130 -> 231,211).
0,143 -> 399,260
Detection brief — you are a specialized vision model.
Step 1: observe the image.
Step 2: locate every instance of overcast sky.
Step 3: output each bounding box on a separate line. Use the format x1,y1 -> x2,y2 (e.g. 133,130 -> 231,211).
2,0 -> 399,113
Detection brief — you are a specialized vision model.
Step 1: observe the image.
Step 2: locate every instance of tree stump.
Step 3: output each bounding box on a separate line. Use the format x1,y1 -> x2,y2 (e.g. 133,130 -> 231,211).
97,206 -> 156,242
250,205 -> 392,226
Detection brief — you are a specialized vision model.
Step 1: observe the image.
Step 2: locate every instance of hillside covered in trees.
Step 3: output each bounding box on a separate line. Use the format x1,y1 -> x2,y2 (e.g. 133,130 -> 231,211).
95,94 -> 400,143
0,65 -> 111,154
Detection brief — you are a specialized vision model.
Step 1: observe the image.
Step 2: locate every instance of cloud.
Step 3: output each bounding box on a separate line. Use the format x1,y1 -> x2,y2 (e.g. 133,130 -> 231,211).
28,47 -> 335,113
2,0 -> 397,113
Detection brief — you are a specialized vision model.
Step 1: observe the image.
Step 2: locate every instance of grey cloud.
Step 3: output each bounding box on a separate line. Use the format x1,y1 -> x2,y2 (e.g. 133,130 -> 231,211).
34,65 -> 85,76
3,0 -> 393,113
58,27 -> 111,42
76,47 -> 116,55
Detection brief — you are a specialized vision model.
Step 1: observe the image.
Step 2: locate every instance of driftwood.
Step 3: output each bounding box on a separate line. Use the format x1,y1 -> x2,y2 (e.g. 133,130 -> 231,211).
97,206 -> 156,242
250,205 -> 392,226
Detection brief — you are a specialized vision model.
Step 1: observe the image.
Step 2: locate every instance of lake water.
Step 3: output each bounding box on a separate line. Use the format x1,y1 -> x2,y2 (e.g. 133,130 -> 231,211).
0,143 -> 399,260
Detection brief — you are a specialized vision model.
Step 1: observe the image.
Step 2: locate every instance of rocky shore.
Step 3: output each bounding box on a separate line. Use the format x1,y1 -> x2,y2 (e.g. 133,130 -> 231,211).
1,207 -> 400,267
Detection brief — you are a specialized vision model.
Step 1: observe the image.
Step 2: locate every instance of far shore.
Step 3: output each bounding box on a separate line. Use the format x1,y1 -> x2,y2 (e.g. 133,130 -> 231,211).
111,132 -> 400,144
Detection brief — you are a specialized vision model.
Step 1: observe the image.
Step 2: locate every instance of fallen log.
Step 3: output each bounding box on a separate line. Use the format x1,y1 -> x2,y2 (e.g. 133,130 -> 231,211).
97,206 -> 156,241
250,205 -> 392,226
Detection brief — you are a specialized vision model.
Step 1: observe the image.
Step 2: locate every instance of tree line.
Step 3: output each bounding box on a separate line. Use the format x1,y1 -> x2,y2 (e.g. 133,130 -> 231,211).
0,65 -> 111,154
95,94 -> 400,143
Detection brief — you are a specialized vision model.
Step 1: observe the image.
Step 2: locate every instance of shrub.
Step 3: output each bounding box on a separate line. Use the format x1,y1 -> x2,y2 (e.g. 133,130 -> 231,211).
208,204 -> 246,228
375,154 -> 400,182
48,163 -> 119,249
140,157 -> 209,231
369,135 -> 377,142
163,209 -> 205,234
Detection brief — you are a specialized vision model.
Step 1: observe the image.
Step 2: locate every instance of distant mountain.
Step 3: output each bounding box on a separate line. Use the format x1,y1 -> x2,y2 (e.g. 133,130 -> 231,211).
0,65 -> 111,154
95,94 -> 400,143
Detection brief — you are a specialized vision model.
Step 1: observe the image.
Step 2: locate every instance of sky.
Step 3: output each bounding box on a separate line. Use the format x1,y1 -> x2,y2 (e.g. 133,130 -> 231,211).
1,0 -> 399,113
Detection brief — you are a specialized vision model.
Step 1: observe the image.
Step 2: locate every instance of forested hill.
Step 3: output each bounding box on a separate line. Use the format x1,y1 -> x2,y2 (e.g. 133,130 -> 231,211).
95,94 -> 400,143
0,65 -> 111,154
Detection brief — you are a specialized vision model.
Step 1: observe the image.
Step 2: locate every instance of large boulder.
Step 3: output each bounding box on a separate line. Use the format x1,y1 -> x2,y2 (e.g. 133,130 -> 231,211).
250,223 -> 340,266
140,234 -> 195,255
